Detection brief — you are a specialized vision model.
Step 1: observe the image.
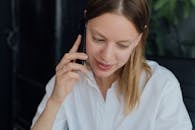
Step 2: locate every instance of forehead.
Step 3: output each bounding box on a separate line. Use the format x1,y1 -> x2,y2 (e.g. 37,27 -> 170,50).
87,13 -> 139,39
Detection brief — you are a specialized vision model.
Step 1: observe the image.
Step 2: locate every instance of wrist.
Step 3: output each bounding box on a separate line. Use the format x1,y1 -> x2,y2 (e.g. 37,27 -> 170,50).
47,96 -> 63,108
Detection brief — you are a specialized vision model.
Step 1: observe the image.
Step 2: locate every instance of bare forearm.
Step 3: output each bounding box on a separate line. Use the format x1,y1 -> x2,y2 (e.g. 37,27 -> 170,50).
31,98 -> 62,130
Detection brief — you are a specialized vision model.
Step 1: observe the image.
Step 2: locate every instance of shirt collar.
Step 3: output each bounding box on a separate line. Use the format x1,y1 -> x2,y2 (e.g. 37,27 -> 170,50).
82,70 -> 118,91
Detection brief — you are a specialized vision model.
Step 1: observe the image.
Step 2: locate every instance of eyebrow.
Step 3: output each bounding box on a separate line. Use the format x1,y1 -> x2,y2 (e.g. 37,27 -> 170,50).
89,28 -> 138,43
90,28 -> 106,39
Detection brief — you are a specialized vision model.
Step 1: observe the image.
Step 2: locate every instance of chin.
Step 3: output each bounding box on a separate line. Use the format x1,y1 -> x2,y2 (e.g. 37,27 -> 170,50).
89,60 -> 117,78
93,68 -> 115,78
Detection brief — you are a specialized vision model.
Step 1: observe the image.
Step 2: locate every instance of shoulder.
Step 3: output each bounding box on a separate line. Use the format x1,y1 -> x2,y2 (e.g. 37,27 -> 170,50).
145,60 -> 180,92
140,61 -> 192,129
141,60 -> 182,105
147,60 -> 179,83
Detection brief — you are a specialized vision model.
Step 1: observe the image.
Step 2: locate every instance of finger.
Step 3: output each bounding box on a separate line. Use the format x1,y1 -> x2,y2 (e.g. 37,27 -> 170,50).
69,35 -> 82,53
55,71 -> 80,91
57,70 -> 80,81
65,71 -> 80,80
64,52 -> 88,62
56,70 -> 80,87
57,62 -> 89,76
56,52 -> 88,71
66,62 -> 89,74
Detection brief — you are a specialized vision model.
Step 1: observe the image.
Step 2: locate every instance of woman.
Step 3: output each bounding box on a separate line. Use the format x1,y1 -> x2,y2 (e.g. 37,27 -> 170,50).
31,0 -> 192,130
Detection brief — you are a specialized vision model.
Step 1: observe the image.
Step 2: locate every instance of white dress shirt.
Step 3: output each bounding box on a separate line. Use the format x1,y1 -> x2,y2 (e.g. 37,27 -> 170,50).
31,60 -> 192,130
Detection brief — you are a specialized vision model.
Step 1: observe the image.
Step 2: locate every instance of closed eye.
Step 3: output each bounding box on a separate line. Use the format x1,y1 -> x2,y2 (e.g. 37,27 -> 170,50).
117,43 -> 130,49
92,36 -> 105,43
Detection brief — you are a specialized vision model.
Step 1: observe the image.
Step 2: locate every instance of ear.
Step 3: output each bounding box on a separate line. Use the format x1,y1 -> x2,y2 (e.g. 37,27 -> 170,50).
144,25 -> 147,29
84,10 -> 87,18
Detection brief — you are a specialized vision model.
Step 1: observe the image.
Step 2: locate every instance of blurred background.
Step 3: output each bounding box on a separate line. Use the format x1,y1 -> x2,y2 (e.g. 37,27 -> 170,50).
0,0 -> 195,129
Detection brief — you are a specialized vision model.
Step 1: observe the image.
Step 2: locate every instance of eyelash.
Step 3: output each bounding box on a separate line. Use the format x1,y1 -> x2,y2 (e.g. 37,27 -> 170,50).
92,36 -> 130,49
117,44 -> 129,49
92,36 -> 105,43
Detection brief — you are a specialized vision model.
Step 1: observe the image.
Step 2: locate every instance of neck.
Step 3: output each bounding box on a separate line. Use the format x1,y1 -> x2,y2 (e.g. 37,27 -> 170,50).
94,72 -> 119,100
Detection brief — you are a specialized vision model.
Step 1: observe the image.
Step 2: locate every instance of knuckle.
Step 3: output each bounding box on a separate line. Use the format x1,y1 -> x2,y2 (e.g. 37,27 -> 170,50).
55,67 -> 58,72
55,65 -> 60,72
66,63 -> 71,69
55,71 -> 62,77
64,53 -> 69,59
66,53 -> 73,60
66,71 -> 72,76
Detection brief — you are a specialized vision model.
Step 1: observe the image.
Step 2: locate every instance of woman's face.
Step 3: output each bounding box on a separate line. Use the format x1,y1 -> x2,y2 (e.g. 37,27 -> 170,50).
86,13 -> 141,79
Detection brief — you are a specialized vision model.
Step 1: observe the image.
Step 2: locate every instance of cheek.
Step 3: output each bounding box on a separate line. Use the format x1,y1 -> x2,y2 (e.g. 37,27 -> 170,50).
86,41 -> 99,64
117,54 -> 129,66
86,36 -> 101,58
86,42 -> 95,56
116,49 -> 133,66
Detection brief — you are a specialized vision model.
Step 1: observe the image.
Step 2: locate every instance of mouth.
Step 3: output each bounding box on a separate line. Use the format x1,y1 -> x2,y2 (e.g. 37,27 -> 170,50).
96,60 -> 113,71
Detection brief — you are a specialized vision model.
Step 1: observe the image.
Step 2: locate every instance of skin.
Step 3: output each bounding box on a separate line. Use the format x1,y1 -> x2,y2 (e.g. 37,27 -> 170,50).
86,13 -> 141,98
31,12 -> 141,130
31,35 -> 88,130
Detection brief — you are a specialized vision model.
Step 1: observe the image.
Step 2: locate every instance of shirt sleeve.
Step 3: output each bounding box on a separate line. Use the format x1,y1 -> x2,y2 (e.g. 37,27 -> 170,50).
154,78 -> 192,130
31,76 -> 68,130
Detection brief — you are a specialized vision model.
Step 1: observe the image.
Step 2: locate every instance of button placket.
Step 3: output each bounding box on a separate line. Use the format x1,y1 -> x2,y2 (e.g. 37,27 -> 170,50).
98,88 -> 111,130
95,88 -> 105,130
103,88 -> 117,130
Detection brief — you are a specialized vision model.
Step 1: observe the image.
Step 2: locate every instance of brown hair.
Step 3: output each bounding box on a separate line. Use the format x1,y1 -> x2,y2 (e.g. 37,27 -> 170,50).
86,0 -> 151,114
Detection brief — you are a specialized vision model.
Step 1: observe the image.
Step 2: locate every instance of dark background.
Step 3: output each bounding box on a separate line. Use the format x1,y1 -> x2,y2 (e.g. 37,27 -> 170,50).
0,0 -> 86,129
0,0 -> 194,130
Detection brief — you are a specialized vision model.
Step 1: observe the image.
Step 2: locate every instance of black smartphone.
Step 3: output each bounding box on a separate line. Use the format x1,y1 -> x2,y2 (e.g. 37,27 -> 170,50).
76,18 -> 86,64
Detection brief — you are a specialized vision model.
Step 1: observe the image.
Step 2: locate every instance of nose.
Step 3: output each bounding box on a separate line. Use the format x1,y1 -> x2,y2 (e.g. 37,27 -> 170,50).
100,44 -> 113,61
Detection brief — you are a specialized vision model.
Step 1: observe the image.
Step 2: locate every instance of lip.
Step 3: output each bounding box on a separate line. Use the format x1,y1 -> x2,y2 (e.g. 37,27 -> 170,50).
96,60 -> 113,71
